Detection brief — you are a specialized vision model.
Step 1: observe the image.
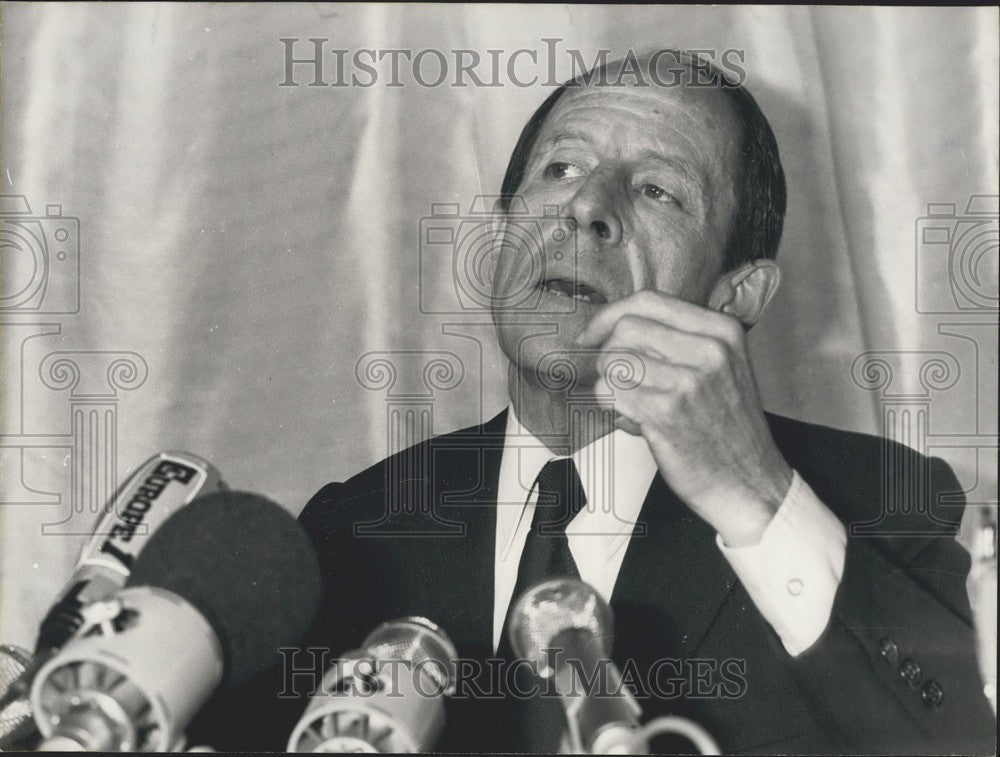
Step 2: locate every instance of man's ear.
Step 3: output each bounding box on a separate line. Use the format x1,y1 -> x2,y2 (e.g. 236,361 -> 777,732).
707,260 -> 781,327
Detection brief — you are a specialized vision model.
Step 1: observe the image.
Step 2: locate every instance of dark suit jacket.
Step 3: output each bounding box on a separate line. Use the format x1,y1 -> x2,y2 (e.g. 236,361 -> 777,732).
189,410 -> 996,754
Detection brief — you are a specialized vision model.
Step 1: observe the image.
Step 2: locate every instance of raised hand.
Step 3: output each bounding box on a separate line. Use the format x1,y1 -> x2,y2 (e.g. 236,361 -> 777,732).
576,290 -> 793,547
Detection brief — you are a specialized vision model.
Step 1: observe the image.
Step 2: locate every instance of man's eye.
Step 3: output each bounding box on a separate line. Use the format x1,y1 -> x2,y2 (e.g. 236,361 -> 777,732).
544,162 -> 584,180
640,184 -> 678,204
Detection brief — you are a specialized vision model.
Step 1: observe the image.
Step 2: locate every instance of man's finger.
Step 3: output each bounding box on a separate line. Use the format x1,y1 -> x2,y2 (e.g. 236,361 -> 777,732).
575,289 -> 742,347
594,371 -> 696,427
596,315 -> 730,370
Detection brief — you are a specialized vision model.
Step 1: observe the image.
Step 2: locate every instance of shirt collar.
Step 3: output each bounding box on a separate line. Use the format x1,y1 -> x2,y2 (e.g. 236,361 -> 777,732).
496,405 -> 658,560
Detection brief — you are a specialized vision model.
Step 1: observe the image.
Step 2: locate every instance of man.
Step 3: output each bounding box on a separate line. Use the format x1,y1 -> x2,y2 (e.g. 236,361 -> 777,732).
192,51 -> 995,753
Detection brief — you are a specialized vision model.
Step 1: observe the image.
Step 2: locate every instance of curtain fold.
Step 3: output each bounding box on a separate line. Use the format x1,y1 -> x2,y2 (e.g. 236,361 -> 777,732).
2,3 -> 997,654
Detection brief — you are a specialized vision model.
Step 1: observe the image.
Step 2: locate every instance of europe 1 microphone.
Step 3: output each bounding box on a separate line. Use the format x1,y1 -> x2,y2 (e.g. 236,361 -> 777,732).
286,617 -> 458,753
0,451 -> 225,749
27,490 -> 321,751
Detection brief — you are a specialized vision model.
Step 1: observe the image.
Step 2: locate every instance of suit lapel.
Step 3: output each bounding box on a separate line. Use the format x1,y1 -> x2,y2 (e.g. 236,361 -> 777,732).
610,474 -> 738,662
410,410 -> 740,663
417,409 -> 507,659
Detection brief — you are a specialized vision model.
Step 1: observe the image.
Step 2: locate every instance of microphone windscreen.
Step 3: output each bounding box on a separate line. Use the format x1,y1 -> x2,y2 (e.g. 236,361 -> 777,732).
509,578 -> 613,670
125,490 -> 321,688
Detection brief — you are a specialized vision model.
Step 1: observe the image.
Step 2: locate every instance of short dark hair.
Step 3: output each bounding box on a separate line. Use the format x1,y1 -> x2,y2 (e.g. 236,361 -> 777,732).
498,51 -> 787,272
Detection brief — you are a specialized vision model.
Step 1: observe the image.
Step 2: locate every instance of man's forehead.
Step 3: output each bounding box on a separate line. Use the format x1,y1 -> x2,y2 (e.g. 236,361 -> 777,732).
546,77 -> 735,126
538,79 -> 741,165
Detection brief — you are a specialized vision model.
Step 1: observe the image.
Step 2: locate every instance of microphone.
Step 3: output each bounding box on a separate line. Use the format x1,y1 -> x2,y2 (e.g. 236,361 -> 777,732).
0,645 -> 33,744
27,490 -> 321,752
508,578 -> 645,755
0,452 -> 225,750
0,452 -> 225,713
509,578 -> 721,755
286,617 -> 457,753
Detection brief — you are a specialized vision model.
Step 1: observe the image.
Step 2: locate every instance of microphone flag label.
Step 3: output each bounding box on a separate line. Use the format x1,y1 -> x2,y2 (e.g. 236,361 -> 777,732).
83,454 -> 210,575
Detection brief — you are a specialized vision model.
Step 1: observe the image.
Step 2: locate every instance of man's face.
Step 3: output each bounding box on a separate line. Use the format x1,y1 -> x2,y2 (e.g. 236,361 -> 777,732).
491,75 -> 743,387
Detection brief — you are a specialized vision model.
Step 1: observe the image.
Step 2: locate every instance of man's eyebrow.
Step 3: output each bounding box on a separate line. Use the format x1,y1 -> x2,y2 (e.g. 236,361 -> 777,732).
539,129 -> 596,148
539,133 -> 705,183
633,149 -> 705,184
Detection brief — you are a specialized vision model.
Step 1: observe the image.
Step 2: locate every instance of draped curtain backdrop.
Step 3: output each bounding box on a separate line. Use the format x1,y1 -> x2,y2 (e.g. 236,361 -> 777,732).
2,4 -> 997,652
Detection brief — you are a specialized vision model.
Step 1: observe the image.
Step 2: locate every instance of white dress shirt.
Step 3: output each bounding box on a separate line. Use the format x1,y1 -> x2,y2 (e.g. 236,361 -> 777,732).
493,407 -> 848,657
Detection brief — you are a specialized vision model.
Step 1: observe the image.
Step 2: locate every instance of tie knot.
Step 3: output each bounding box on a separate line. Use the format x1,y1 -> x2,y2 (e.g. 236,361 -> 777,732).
531,457 -> 587,535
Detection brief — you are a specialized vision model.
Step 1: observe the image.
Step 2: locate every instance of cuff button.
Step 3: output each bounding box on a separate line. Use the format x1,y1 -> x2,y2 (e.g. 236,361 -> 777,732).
899,659 -> 922,688
878,638 -> 899,666
921,679 -> 944,709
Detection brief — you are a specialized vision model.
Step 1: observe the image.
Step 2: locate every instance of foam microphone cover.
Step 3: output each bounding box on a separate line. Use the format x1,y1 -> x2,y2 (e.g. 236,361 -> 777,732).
125,490 -> 321,688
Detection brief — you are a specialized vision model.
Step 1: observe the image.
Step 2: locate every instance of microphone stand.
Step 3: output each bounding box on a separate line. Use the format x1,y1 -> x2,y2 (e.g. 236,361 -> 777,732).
553,656 -> 720,755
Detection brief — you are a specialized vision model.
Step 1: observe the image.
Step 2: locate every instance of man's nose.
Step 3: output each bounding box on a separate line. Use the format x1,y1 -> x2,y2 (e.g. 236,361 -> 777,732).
562,169 -> 623,246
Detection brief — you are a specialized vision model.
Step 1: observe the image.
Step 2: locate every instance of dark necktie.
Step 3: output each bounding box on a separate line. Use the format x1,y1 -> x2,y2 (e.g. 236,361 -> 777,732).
497,457 -> 588,753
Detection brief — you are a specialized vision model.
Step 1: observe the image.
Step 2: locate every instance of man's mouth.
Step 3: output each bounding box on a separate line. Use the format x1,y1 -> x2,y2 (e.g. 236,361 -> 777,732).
538,278 -> 609,305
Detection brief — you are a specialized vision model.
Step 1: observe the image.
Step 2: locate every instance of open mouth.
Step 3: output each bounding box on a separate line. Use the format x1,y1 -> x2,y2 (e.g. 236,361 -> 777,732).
539,278 -> 609,305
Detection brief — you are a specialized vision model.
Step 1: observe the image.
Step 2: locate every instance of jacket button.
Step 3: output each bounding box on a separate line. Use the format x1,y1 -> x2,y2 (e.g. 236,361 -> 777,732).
922,679 -> 944,709
899,659 -> 922,688
879,638 -> 899,666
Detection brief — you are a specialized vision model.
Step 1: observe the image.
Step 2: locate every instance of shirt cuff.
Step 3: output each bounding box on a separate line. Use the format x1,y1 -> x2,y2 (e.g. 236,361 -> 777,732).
716,471 -> 847,656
